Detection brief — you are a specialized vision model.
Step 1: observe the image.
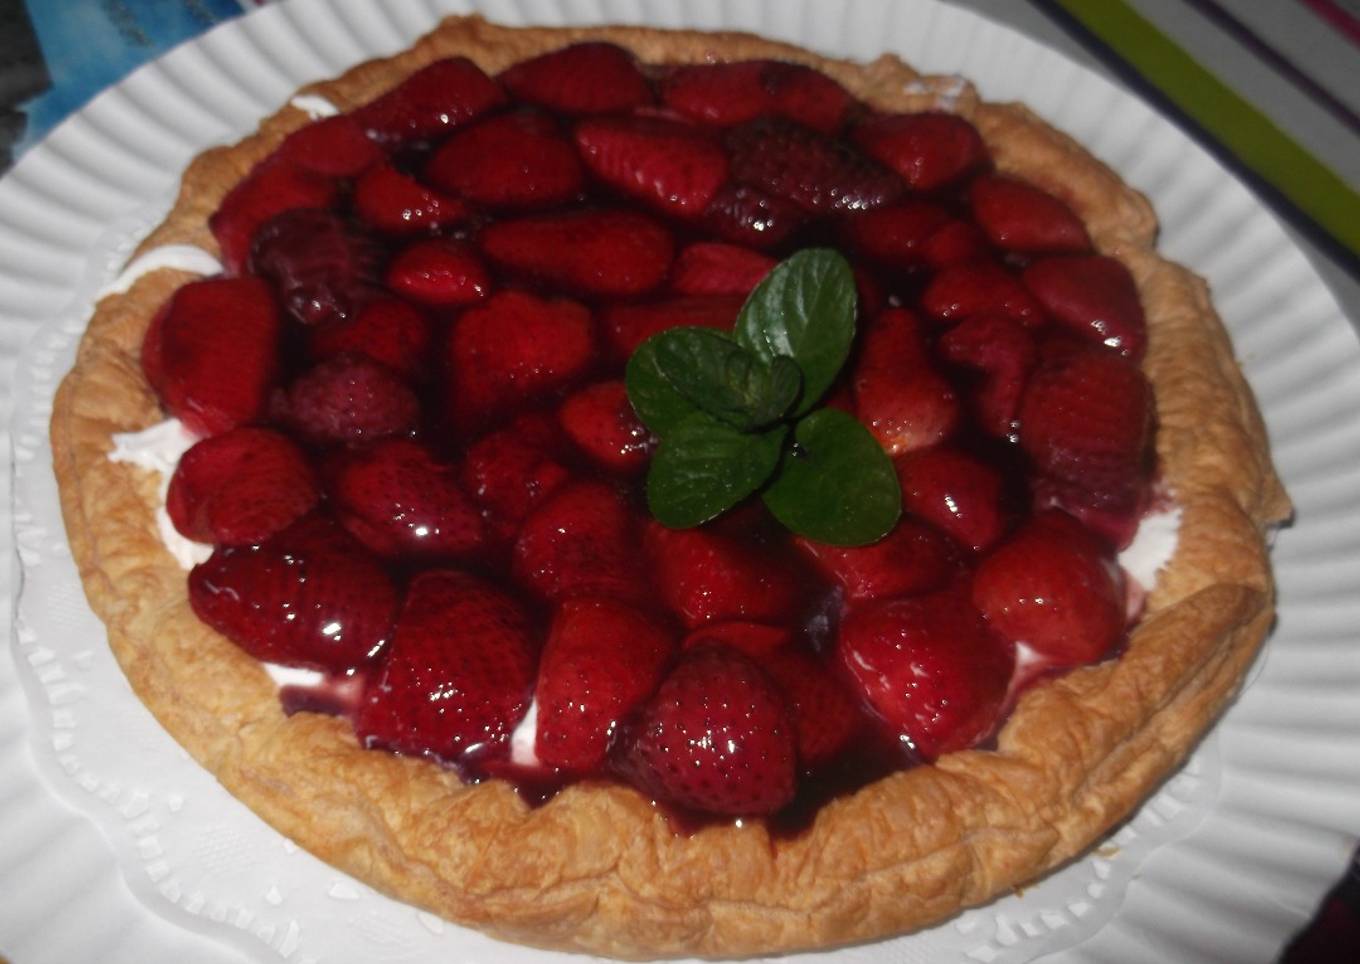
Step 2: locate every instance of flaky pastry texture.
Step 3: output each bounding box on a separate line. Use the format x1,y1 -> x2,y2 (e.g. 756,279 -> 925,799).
51,16 -> 1290,959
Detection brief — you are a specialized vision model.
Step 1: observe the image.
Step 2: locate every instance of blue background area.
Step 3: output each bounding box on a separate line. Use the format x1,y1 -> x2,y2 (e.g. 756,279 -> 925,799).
18,0 -> 251,153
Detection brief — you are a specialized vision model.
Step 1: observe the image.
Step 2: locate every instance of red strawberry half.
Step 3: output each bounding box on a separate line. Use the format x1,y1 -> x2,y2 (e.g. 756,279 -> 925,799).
189,513 -> 398,671
727,116 -> 903,214
1018,347 -> 1153,511
645,522 -> 800,628
601,295 -> 743,361
461,413 -> 571,526
973,510 -> 1125,667
209,157 -> 337,274
354,56 -> 505,145
445,290 -> 595,429
623,646 -> 796,816
761,648 -> 861,768
142,276 -> 281,437
481,208 -> 674,297
426,108 -> 583,209
513,481 -> 650,605
330,438 -> 486,559
795,517 -> 957,604
938,311 -> 1037,439
837,591 -> 1013,759
558,380 -> 655,474
384,238 -> 490,307
840,201 -> 952,271
499,42 -> 653,116
534,598 -> 676,773
274,353 -> 420,445
277,114 -> 382,177
920,259 -> 1045,328
306,297 -> 432,381
1022,255 -> 1147,360
661,60 -> 852,134
895,446 -> 1009,552
353,162 -> 468,235
355,570 -> 536,765
167,427 -> 319,546
969,174 -> 1091,254
669,242 -> 775,297
701,183 -> 806,250
852,112 -> 988,191
575,114 -> 729,219
852,307 -> 960,455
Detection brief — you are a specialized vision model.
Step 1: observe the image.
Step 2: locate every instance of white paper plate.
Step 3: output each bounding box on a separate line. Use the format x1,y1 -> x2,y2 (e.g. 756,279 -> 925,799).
2,1 -> 1358,962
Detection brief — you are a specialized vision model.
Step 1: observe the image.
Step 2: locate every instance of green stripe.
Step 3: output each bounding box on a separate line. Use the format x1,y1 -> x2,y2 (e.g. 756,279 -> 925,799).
1053,0 -> 1360,259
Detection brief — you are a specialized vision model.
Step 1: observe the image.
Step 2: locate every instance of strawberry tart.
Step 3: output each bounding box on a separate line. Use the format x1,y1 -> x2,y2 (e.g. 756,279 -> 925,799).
51,15 -> 1289,958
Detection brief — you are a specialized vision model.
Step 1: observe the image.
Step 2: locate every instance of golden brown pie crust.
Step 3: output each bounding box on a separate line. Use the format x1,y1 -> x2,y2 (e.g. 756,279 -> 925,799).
50,16 -> 1290,958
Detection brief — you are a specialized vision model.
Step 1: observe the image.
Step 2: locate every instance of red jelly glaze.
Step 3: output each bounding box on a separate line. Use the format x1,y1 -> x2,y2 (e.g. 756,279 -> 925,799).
157,46 -> 1161,833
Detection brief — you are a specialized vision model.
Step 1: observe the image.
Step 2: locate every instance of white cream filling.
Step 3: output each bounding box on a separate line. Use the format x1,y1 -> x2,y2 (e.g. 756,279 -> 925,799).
510,697 -> 541,767
108,418 -> 213,569
290,94 -> 339,119
1118,503 -> 1182,592
99,244 -> 223,298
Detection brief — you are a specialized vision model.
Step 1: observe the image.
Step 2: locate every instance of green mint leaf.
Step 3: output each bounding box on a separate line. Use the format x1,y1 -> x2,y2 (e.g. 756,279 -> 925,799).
646,414 -> 787,528
761,408 -> 900,546
625,333 -> 704,436
735,248 -> 857,416
646,328 -> 801,431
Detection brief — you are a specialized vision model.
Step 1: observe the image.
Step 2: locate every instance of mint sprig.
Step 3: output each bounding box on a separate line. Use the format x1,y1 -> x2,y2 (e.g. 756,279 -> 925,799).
625,248 -> 901,546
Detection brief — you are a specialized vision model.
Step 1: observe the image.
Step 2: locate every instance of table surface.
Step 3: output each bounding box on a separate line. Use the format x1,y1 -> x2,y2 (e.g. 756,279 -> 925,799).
0,1 -> 1355,961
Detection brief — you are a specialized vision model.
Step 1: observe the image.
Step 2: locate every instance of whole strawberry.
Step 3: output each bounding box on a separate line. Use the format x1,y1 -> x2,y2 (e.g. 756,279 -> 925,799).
481,209 -> 674,297
795,517 -> 958,604
329,438 -> 486,560
513,481 -> 650,605
644,522 -> 800,628
499,42 -> 653,116
623,646 -> 797,815
273,353 -> 420,445
559,381 -> 655,474
141,276 -> 281,437
574,114 -> 729,219
851,112 -> 988,190
837,592 -> 1014,759
895,446 -> 1009,552
189,513 -> 398,672
249,208 -> 383,326
355,570 -> 536,765
1018,347 -> 1153,511
167,427 -> 319,546
534,599 -> 676,774
354,56 -> 505,145
972,510 -> 1125,666
426,108 -> 584,209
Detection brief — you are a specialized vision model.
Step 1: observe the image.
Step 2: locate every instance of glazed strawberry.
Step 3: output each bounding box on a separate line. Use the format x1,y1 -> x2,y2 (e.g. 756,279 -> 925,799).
481,208 -> 674,296
645,522 -> 799,628
920,218 -> 990,268
624,646 -> 796,815
167,427 -> 319,546
189,513 -> 398,671
851,112 -> 988,191
461,413 -> 571,525
602,295 -> 743,361
938,312 -> 1037,439
445,290 -> 595,429
972,510 -> 1125,665
969,174 -> 1091,254
330,438 -> 486,559
895,446 -> 1008,552
761,648 -> 860,768
795,517 -> 957,603
852,264 -> 888,317
306,297 -> 433,380
514,481 -> 649,605
701,183 -> 806,249
354,56 -> 505,145
1019,347 -> 1153,511
534,599 -> 675,773
559,381 -> 655,474
355,570 -> 536,764
852,307 -> 960,455
249,208 -> 382,326
727,117 -> 903,213
353,162 -> 468,235
837,591 -> 1013,759
209,157 -> 337,274
840,202 -> 952,270
274,353 -> 420,445
680,622 -> 791,659
426,108 -> 583,209
142,276 -> 281,436
660,60 -> 852,134
384,239 -> 490,307
277,114 -> 382,177
920,259 -> 1045,328
668,242 -> 776,297
1022,255 -> 1147,360
499,42 -> 652,116
574,114 -> 729,218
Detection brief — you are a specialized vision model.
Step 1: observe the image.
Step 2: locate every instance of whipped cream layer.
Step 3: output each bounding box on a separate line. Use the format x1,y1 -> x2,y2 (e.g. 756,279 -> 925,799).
108,418 -> 212,569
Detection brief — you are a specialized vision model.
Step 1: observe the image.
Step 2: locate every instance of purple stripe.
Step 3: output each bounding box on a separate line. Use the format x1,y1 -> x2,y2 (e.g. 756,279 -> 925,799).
1182,0 -> 1360,138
